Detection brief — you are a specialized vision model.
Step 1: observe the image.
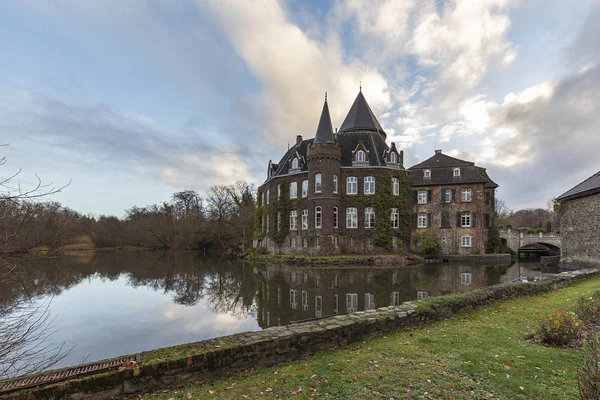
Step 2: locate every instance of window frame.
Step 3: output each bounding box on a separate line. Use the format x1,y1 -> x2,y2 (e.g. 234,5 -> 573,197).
390,152 -> 397,164
424,169 -> 431,179
346,207 -> 358,229
291,158 -> 299,170
315,206 -> 322,229
453,168 -> 461,177
289,210 -> 297,230
333,206 -> 338,229
356,150 -> 366,162
461,211 -> 472,227
417,190 -> 427,204
333,174 -> 338,194
346,176 -> 358,195
461,272 -> 472,284
391,208 -> 399,228
364,207 -> 375,229
301,209 -> 309,230
314,173 -> 322,193
461,188 -> 472,202
417,213 -> 428,228
461,235 -> 472,247
290,237 -> 296,248
266,189 -> 270,205
392,178 -> 399,195
290,182 -> 298,199
301,180 -> 308,198
364,176 -> 376,195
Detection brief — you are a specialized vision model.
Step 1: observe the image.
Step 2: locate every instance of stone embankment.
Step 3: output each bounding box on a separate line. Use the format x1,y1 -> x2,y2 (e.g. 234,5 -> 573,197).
4,268 -> 598,400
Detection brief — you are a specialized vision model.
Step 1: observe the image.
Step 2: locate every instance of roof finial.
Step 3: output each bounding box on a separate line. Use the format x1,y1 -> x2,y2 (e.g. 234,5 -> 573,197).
325,91 -> 327,102
359,81 -> 362,92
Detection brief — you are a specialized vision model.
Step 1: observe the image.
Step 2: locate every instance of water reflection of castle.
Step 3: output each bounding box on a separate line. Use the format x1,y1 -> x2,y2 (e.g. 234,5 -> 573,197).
253,264 -> 508,329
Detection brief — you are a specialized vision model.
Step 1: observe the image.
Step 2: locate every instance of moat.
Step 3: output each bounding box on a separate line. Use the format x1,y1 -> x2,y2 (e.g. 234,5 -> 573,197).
3,251 -> 564,373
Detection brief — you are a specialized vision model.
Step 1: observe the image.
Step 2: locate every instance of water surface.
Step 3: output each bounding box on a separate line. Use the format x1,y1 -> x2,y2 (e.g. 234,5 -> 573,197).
2,251 -> 558,371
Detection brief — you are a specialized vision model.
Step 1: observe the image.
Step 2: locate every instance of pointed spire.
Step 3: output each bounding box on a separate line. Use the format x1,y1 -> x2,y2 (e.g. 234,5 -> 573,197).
313,93 -> 334,144
338,90 -> 386,138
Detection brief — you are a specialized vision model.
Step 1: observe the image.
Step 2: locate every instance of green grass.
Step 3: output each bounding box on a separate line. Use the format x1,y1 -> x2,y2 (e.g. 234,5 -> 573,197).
131,276 -> 600,400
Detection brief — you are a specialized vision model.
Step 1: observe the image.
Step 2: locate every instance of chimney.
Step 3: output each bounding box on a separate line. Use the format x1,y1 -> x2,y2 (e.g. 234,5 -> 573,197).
296,135 -> 303,145
435,149 -> 442,155
399,150 -> 404,165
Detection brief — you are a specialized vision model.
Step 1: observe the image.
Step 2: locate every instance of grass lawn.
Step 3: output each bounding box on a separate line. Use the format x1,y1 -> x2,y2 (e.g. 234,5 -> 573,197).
131,276 -> 600,400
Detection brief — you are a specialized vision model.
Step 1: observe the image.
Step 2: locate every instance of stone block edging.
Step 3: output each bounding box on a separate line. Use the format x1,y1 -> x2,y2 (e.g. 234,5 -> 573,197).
6,268 -> 598,400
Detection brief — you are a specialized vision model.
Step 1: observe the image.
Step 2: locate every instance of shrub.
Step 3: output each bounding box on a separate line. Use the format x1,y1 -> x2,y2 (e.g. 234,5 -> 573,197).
415,234 -> 441,258
575,290 -> 600,326
536,309 -> 584,346
579,334 -> 600,399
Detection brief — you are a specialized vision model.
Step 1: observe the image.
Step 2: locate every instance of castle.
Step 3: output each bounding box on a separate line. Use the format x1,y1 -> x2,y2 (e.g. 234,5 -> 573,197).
255,91 -> 497,255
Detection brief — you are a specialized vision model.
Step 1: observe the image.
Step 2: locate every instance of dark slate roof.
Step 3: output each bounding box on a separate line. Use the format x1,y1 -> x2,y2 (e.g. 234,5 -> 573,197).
338,130 -> 394,167
408,151 -> 498,188
339,91 -> 386,138
314,98 -> 334,144
272,139 -> 311,176
556,170 -> 600,201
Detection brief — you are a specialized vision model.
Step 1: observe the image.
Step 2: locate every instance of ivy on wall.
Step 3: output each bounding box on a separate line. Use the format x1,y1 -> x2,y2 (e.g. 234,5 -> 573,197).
269,178 -> 291,247
371,171 -> 412,250
253,188 -> 264,241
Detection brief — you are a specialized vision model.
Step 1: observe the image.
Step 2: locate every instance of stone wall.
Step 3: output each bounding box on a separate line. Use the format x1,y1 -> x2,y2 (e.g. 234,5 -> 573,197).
540,255 -> 561,267
560,193 -> 600,265
442,253 -> 511,265
7,268 -> 599,400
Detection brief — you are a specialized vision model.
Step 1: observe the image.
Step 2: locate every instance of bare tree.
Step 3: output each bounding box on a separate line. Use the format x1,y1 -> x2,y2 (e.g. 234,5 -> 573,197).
0,149 -> 72,378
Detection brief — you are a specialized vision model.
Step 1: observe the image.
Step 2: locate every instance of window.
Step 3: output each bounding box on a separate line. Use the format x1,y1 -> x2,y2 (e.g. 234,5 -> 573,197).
484,213 -> 491,228
444,188 -> 452,203
461,272 -> 472,284
392,178 -> 399,195
333,295 -> 339,314
277,212 -> 281,231
417,291 -> 428,300
453,168 -> 461,177
290,182 -> 298,199
364,207 -> 375,228
316,236 -> 321,247
291,158 -> 299,170
333,206 -> 338,229
262,191 -> 265,206
461,188 -> 472,202
461,211 -> 471,227
417,213 -> 428,228
266,215 -> 269,233
303,237 -> 308,248
333,174 -> 338,194
315,296 -> 322,318
266,189 -> 270,205
302,180 -> 308,197
348,237 -> 355,247
302,209 -> 308,230
334,236 -> 339,248
290,290 -> 297,309
356,150 -> 366,162
290,237 -> 296,248
391,208 -> 399,228
314,173 -> 322,193
365,293 -> 375,310
461,235 -> 472,247
346,177 -> 358,195
441,212 -> 450,228
417,190 -> 428,204
390,152 -> 397,163
391,292 -> 400,306
346,293 -> 358,313
277,184 -> 281,200
291,272 -> 296,282
302,291 -> 308,311
392,272 -> 398,283
364,176 -> 375,194
366,237 -> 373,249
392,236 -> 398,248
424,169 -> 431,179
290,210 -> 297,230
346,207 -> 358,228
315,206 -> 322,229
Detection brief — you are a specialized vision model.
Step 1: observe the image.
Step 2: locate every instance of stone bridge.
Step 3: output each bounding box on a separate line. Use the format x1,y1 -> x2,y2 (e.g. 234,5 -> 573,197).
499,229 -> 562,255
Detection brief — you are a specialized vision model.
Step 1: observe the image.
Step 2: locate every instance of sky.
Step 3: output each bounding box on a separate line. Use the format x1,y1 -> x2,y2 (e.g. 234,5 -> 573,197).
1,0 -> 599,217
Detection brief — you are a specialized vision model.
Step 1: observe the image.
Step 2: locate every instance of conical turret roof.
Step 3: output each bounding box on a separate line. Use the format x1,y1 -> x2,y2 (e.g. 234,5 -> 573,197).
338,91 -> 386,138
313,96 -> 334,144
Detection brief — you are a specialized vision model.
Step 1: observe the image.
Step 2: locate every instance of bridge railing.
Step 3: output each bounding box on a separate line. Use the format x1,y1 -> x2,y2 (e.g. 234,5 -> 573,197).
499,230 -> 561,240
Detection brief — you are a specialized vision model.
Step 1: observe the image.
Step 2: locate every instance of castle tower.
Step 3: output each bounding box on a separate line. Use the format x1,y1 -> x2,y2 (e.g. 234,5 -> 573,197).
307,94 -> 342,242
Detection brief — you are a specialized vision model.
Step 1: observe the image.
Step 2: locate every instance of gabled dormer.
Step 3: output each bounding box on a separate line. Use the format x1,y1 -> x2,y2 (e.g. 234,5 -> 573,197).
289,150 -> 305,173
386,142 -> 403,169
352,141 -> 370,167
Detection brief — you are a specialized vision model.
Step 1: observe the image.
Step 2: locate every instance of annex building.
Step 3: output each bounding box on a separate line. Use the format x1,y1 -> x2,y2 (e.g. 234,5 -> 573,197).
255,91 -> 497,255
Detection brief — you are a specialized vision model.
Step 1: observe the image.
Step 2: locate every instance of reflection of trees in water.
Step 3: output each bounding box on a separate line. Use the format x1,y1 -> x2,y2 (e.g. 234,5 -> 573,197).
2,251 -> 259,319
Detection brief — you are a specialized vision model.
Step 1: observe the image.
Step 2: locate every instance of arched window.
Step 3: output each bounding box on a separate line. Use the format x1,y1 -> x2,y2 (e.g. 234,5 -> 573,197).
315,206 -> 322,228
333,174 -> 338,194
292,158 -> 299,169
356,150 -> 366,162
390,152 -> 397,163
314,173 -> 322,193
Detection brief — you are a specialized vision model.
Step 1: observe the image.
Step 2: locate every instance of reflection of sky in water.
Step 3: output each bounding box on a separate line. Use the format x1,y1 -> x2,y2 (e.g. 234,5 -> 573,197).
43,276 -> 259,368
